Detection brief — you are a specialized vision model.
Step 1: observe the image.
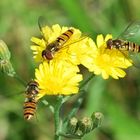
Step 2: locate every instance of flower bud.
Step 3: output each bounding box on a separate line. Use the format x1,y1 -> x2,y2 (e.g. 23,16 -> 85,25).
0,40 -> 11,59
0,40 -> 15,77
0,60 -> 15,76
78,117 -> 93,134
67,117 -> 78,134
91,112 -> 103,130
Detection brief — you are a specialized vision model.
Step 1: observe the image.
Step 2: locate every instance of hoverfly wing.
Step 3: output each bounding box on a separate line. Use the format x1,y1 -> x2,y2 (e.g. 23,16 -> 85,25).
63,36 -> 87,47
60,36 -> 88,52
38,16 -> 47,33
3,90 -> 25,101
117,21 -> 140,68
118,20 -> 140,40
128,52 -> 140,68
38,16 -> 52,43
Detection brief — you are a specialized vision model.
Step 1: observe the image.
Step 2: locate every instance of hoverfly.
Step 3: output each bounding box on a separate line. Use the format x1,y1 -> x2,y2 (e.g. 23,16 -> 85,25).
23,80 -> 39,120
38,17 -> 86,60
106,21 -> 140,66
41,29 -> 74,60
38,17 -> 74,60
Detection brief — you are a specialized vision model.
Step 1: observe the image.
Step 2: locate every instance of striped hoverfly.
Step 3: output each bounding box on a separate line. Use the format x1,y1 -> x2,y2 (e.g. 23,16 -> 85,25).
23,80 -> 39,120
106,21 -> 140,67
38,17 -> 86,60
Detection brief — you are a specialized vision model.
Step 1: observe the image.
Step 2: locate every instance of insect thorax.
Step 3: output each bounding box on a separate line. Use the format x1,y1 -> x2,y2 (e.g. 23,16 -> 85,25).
47,41 -> 59,51
24,97 -> 36,102
107,39 -> 127,50
26,86 -> 39,95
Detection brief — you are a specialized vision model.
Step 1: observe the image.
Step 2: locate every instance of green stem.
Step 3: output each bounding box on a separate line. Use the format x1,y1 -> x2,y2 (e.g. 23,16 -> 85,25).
54,75 -> 95,139
59,133 -> 82,139
64,74 -> 95,123
14,74 -> 26,87
54,96 -> 65,140
63,90 -> 84,124
79,73 -> 95,89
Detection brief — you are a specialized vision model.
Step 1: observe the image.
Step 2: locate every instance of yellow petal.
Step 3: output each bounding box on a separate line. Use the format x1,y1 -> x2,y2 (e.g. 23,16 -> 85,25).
97,34 -> 104,48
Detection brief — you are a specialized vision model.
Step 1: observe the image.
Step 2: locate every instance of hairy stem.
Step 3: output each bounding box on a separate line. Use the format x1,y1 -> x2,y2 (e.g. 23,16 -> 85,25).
64,74 -> 95,123
54,96 -> 68,140
80,73 -> 95,89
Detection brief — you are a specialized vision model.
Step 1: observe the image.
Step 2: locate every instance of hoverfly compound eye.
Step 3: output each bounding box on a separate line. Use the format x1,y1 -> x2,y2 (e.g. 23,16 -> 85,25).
42,50 -> 46,57
106,39 -> 113,49
42,50 -> 53,60
42,50 -> 47,60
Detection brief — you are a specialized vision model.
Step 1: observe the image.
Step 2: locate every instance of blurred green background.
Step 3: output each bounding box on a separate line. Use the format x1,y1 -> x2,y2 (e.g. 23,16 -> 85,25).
0,0 -> 140,140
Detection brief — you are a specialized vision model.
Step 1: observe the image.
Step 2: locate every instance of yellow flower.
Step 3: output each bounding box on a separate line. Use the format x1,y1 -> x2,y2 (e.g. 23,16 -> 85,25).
68,37 -> 97,69
87,34 -> 132,79
35,60 -> 83,99
31,24 -> 85,64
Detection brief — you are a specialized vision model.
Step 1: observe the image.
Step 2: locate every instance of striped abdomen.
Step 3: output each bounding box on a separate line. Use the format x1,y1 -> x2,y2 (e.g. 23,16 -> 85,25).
124,41 -> 140,52
23,99 -> 37,120
56,29 -> 74,47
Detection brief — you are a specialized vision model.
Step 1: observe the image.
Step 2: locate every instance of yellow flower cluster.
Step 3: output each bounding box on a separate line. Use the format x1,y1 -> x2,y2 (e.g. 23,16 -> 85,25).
30,24 -> 132,99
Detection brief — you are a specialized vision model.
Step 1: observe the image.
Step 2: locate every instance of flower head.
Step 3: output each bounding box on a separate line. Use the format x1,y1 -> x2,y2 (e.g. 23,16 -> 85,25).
35,60 -> 83,99
87,34 -> 132,79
